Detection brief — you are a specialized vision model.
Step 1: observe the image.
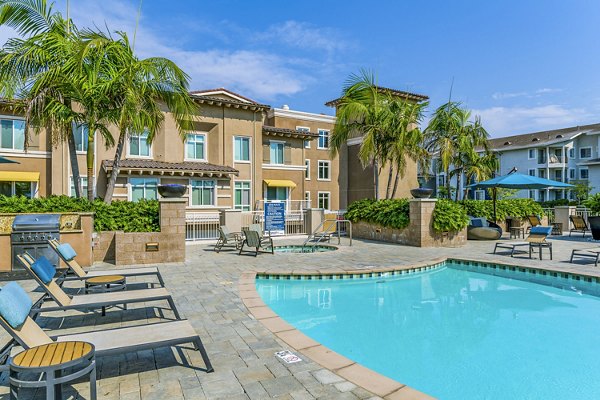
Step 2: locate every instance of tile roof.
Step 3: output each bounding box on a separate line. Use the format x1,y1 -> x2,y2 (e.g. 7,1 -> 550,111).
487,123 -> 600,151
262,125 -> 319,138
102,159 -> 238,175
325,85 -> 429,107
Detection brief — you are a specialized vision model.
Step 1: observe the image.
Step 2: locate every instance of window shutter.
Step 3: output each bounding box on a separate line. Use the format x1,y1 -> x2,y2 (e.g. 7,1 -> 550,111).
284,142 -> 292,165
263,141 -> 270,163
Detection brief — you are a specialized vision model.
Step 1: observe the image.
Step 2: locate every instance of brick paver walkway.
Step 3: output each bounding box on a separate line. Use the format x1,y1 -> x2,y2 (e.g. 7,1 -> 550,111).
1,232 -> 599,399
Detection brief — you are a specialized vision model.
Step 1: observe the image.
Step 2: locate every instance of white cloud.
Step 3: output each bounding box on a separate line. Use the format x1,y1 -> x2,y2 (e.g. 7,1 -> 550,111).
255,20 -> 348,54
472,105 -> 593,136
492,91 -> 528,100
492,88 -> 562,100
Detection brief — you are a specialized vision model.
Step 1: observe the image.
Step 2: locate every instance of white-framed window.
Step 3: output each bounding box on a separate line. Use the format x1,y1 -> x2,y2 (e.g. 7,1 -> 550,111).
318,192 -> 330,210
437,174 -> 446,187
186,133 -> 206,160
528,169 -> 536,177
318,129 -> 329,149
569,168 -> 576,180
304,139 -> 310,149
130,178 -> 158,202
529,190 -> 537,200
270,141 -> 285,165
297,127 -> 310,149
69,176 -> 89,197
72,123 -> 88,152
538,169 -> 546,179
554,170 -> 562,181
580,147 -> 592,159
234,181 -> 251,211
234,136 -> 250,162
0,118 -> 25,151
528,149 -> 535,159
128,130 -> 150,157
580,168 -> 589,180
305,191 -> 311,203
569,148 -> 575,159
305,159 -> 310,180
318,160 -> 330,180
0,181 -> 35,198
474,190 -> 485,200
191,179 -> 215,206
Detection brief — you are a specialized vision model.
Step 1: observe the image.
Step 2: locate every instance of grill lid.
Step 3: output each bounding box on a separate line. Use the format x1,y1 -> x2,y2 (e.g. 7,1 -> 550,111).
12,214 -> 60,232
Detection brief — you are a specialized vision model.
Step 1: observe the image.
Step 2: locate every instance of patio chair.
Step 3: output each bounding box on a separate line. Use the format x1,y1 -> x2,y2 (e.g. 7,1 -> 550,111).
493,226 -> 553,260
569,215 -> 589,237
17,254 -> 181,319
570,247 -> 600,266
526,215 -> 542,233
314,214 -> 338,243
214,226 -> 243,253
239,229 -> 274,257
48,239 -> 164,287
0,282 -> 213,373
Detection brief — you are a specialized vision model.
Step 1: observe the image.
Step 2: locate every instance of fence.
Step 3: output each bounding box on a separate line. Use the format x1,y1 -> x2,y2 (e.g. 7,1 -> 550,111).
542,208 -> 555,223
575,207 -> 600,225
185,212 -> 220,241
241,210 -> 308,235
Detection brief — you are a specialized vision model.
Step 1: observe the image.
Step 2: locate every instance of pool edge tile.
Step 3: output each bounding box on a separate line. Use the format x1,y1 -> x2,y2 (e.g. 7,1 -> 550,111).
336,363 -> 405,398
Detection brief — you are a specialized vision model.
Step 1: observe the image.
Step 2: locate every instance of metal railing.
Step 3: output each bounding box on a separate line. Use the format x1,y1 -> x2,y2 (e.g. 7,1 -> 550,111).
241,210 -> 308,235
542,208 -> 555,223
575,207 -> 600,225
254,200 -> 311,211
186,212 -> 220,241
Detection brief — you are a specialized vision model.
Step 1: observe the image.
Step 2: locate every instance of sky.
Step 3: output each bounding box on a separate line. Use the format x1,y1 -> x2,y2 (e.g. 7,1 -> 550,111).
2,0 -> 600,138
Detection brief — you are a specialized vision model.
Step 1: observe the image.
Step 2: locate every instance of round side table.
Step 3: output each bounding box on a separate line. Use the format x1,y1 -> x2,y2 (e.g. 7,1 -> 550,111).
9,341 -> 96,400
85,274 -> 126,316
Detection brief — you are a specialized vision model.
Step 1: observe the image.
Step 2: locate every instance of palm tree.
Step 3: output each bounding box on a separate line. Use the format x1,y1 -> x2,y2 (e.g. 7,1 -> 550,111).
462,151 -> 498,199
0,0 -> 84,196
97,30 -> 198,204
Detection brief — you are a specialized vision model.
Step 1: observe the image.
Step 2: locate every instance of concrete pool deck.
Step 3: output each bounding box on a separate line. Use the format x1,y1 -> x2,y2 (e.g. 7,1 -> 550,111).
2,233 -> 600,399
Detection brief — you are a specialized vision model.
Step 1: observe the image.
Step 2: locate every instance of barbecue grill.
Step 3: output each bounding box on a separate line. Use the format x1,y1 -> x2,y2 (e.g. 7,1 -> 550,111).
11,214 -> 60,269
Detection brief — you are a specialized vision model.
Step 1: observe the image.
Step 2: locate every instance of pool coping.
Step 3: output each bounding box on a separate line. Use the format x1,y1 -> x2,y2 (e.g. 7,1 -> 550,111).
239,255 -> 600,400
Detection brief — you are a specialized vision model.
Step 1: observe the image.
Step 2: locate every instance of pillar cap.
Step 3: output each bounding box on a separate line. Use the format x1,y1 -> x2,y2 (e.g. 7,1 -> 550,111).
158,198 -> 187,203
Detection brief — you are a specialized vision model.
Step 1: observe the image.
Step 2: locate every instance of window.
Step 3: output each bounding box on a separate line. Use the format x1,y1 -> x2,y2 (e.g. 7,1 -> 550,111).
554,170 -> 562,181
474,190 -> 485,200
318,192 -> 330,210
0,118 -> 25,150
266,187 -> 287,201
0,181 -> 34,198
580,168 -> 589,180
580,147 -> 592,159
528,149 -> 535,159
234,181 -> 251,211
186,133 -> 206,160
529,190 -> 537,200
305,159 -> 310,180
72,123 -> 88,152
234,136 -> 250,162
270,142 -> 284,164
569,148 -> 575,158
318,129 -> 329,149
304,140 -> 310,149
130,178 -> 158,202
129,130 -> 150,157
569,168 -> 576,180
191,180 -> 215,206
70,176 -> 89,197
318,161 -> 330,180
437,174 -> 446,187
305,191 -> 311,203
528,169 -> 536,176
538,169 -> 546,179
297,127 -> 310,148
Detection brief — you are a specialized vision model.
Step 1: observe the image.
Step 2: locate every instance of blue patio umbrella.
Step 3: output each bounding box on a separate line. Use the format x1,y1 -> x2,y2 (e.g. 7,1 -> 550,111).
467,171 -> 573,222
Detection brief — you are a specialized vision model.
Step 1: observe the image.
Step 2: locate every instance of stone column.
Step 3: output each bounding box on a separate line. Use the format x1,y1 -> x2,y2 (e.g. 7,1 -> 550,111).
408,199 -> 438,247
555,206 -> 575,232
305,208 -> 325,234
220,209 -> 242,232
159,198 -> 187,262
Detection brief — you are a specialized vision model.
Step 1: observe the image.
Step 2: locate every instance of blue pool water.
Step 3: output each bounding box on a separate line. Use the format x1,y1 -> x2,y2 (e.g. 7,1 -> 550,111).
256,263 -> 600,399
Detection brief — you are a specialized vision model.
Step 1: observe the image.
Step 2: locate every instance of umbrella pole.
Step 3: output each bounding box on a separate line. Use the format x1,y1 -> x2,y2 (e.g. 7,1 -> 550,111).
493,187 -> 497,223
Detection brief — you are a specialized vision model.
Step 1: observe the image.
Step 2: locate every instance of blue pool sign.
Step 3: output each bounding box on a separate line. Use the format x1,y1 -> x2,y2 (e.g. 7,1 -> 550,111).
264,201 -> 285,236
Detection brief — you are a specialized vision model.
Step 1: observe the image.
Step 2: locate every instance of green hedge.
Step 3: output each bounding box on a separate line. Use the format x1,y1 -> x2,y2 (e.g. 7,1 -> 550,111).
345,198 -> 410,229
583,193 -> 600,213
0,195 -> 160,232
432,199 -> 470,233
461,198 -> 544,221
538,199 -> 577,208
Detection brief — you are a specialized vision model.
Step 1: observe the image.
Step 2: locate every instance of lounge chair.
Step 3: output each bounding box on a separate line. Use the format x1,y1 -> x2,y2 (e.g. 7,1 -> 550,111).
526,215 -> 542,233
493,226 -> 553,259
467,217 -> 502,240
214,226 -> 243,253
239,229 -> 274,257
570,247 -> 600,266
48,239 -> 164,287
0,282 -> 213,373
314,214 -> 338,243
17,254 -> 181,318
569,215 -> 589,237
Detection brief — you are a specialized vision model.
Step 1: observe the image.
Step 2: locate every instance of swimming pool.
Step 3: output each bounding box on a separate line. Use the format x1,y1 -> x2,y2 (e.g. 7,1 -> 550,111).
256,261 -> 600,399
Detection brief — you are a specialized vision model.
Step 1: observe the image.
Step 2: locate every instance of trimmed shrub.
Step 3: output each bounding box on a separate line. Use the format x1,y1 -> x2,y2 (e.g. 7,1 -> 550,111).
461,198 -> 544,221
583,193 -> 600,213
432,199 -> 469,233
345,198 -> 410,229
0,195 -> 160,232
538,199 -> 577,208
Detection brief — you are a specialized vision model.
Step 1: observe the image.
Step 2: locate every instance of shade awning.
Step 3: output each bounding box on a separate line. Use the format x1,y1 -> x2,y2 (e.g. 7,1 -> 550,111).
0,171 -> 40,182
264,179 -> 297,188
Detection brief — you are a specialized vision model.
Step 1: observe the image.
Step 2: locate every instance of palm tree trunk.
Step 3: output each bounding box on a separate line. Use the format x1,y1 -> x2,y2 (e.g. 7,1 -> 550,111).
104,127 -> 126,204
445,166 -> 451,199
391,162 -> 401,198
385,162 -> 394,199
373,160 -> 379,200
86,127 -> 95,201
67,132 -> 82,197
455,173 -> 461,202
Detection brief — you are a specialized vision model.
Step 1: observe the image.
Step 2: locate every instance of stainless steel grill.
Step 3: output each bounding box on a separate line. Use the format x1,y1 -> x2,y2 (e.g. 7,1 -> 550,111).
11,214 -> 60,269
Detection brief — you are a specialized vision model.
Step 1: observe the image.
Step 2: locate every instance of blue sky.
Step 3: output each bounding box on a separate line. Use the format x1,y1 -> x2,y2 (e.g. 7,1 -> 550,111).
3,0 -> 600,137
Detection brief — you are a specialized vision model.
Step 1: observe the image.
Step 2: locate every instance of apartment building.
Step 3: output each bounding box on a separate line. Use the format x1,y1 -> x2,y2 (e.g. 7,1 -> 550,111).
427,123 -> 600,201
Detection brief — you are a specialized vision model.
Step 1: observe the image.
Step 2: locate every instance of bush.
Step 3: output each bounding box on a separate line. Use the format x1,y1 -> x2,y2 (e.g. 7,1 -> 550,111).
583,193 -> 600,213
0,195 -> 160,232
345,198 -> 410,229
538,199 -> 577,208
432,199 -> 469,233
461,198 -> 544,221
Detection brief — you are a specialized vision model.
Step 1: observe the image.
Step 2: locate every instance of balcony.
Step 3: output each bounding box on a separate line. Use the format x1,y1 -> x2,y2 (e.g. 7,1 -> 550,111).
548,155 -> 567,166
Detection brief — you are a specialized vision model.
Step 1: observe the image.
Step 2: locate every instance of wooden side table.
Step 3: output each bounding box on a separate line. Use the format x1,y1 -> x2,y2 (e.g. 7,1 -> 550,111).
85,274 -> 126,316
9,341 -> 96,400
509,226 -> 525,239
551,222 -> 563,236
